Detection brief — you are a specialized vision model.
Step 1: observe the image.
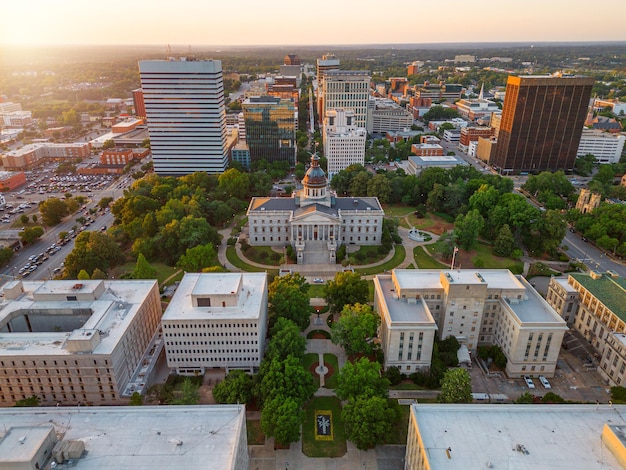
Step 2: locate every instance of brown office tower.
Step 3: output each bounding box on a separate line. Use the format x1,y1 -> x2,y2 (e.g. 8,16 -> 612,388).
493,74 -> 594,174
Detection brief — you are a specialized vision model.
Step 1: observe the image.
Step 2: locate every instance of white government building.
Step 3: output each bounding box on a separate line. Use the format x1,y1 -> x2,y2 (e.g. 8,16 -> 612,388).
0,405 -> 248,470
577,128 -> 626,164
0,279 -> 162,407
247,154 -> 384,264
323,108 -> 366,179
374,269 -> 568,377
162,272 -> 268,375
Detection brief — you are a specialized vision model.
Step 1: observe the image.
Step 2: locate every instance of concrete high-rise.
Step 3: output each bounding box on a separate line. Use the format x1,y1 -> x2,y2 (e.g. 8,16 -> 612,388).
493,74 -> 594,174
316,54 -> 340,122
242,96 -> 296,166
138,59 -> 227,176
323,108 -> 366,179
322,71 -> 371,129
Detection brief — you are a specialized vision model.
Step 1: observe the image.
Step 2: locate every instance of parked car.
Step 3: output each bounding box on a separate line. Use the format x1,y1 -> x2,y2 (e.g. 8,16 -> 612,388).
523,375 -> 535,389
538,375 -> 551,389
313,278 -> 324,284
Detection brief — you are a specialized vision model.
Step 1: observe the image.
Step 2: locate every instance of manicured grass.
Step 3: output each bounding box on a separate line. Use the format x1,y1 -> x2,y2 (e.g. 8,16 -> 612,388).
383,205 -> 416,217
323,353 -> 339,389
390,381 -> 425,390
302,353 -> 321,388
306,329 -> 331,339
240,245 -> 282,266
355,244 -> 406,275
350,245 -> 390,265
114,261 -> 181,285
302,396 -> 347,457
226,246 -> 279,276
387,402 -> 411,445
367,280 -> 375,303
308,284 -> 326,298
471,242 -> 524,273
246,419 -> 265,445
414,246 -> 448,269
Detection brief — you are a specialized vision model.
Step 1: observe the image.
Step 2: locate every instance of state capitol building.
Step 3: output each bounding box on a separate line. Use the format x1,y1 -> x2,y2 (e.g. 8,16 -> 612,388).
247,155 -> 384,264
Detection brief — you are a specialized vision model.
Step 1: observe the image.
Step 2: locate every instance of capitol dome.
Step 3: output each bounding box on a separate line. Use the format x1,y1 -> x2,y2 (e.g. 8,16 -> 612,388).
302,154 -> 327,188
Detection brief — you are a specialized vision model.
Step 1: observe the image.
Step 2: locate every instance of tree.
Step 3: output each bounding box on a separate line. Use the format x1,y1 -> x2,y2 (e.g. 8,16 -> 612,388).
422,105 -> 460,123
265,318 -> 306,362
13,395 -> 40,407
169,378 -> 199,405
20,214 -> 28,224
212,370 -> 254,404
259,356 -> 316,406
102,139 -> 115,150
0,247 -> 14,265
336,358 -> 389,402
98,197 -> 114,210
261,396 -> 304,445
325,271 -> 369,314
438,368 -> 472,403
454,209 -> 484,251
493,224 -> 516,257
342,396 -> 398,450
39,198 -> 68,226
367,174 -> 392,203
268,273 -> 311,330
91,268 -> 108,279
177,243 -> 218,272
331,303 -> 380,356
20,226 -> 44,244
218,168 -> 250,199
129,392 -> 144,405
133,253 -> 157,279
77,269 -> 91,280
64,231 -> 125,278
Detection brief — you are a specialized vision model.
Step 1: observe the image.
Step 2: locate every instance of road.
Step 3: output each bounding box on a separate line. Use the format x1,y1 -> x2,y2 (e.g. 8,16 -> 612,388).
2,187 -> 121,281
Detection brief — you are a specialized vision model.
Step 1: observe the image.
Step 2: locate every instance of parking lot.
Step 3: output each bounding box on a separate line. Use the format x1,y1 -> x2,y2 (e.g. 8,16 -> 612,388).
470,332 -> 610,404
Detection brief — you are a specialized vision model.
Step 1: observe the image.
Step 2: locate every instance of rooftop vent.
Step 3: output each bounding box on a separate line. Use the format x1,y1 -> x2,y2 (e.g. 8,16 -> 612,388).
72,283 -> 83,290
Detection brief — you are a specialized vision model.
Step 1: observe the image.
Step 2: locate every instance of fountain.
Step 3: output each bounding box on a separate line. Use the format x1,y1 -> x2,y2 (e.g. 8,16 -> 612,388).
408,227 -> 426,242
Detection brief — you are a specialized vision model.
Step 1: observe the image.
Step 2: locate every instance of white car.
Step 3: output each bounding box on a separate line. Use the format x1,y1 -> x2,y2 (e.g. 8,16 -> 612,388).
523,375 -> 535,389
538,375 -> 551,389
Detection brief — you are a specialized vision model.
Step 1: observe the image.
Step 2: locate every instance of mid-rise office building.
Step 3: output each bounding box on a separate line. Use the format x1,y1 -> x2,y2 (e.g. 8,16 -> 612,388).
323,108 -> 366,179
242,96 -> 296,166
407,61 -> 424,76
1,142 -> 91,170
413,82 -> 463,102
577,129 -> 625,164
132,88 -> 146,119
547,272 -> 626,387
162,273 -> 268,375
492,74 -> 594,174
321,70 -> 370,129
374,269 -> 567,377
366,99 -> 414,134
405,404 -> 626,470
0,406 -> 249,470
0,280 -> 162,406
459,126 -> 495,152
138,59 -> 227,175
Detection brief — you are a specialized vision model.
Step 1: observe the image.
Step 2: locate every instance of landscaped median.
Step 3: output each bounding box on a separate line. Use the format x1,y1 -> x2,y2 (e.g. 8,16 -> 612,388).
302,396 -> 346,457
225,246 -> 279,276
354,244 -> 406,275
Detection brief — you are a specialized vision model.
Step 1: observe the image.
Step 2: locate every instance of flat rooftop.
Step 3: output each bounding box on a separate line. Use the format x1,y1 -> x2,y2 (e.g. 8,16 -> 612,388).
0,280 -> 157,356
570,273 -> 626,320
393,269 -> 524,291
162,272 -> 266,321
411,404 -> 625,469
376,275 -> 437,325
506,277 -> 567,325
0,406 -> 246,469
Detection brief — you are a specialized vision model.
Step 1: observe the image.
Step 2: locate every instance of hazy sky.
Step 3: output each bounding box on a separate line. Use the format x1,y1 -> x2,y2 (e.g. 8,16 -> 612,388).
1,0 -> 624,46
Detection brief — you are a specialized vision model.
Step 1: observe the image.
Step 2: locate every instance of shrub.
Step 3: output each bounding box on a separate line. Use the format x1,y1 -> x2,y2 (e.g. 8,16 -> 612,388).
384,366 -> 403,386
227,237 -> 237,246
473,256 -> 485,268
270,252 -> 281,261
542,392 -> 564,403
516,392 -> 534,404
611,386 -> 626,402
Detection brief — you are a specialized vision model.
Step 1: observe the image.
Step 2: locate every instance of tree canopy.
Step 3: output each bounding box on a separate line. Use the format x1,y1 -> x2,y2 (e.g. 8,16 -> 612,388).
63,231 -> 125,278
438,368 -> 472,403
268,273 -> 311,330
324,271 -> 369,314
265,318 -> 306,362
342,396 -> 398,450
212,370 -> 254,405
336,358 -> 389,402
331,303 -> 380,356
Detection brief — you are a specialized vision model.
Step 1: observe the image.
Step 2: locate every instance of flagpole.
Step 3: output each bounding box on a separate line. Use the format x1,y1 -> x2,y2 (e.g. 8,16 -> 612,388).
450,246 -> 458,270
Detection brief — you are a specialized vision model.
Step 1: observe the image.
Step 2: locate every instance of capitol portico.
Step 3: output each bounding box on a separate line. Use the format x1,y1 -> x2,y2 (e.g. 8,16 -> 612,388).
247,154 -> 384,264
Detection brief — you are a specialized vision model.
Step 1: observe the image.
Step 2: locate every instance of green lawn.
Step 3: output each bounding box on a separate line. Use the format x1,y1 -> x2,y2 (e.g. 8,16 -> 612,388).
246,419 -> 265,445
390,381 -> 425,390
471,242 -> 524,273
387,402 -> 411,445
414,246 -> 448,269
350,245 -> 390,265
226,246 -> 279,276
323,353 -> 339,389
302,396 -> 347,457
355,244 -> 406,275
114,261 -> 181,286
382,205 -> 416,217
302,353 -> 321,388
308,283 -> 326,298
240,245 -> 282,266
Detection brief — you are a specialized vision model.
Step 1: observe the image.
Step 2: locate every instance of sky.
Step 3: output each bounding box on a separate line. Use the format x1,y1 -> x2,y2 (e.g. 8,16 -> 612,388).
1,0 -> 625,47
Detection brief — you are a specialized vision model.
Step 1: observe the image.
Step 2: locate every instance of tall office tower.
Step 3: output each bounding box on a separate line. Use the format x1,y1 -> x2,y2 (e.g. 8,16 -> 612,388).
132,88 -> 146,119
323,108 -> 366,179
284,54 -> 301,66
322,71 -> 371,129
492,74 -> 594,174
242,96 -> 296,166
316,53 -> 340,122
138,59 -> 227,176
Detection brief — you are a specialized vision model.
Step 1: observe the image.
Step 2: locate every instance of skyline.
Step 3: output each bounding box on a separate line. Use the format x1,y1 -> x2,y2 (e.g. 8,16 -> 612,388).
1,0 -> 625,47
